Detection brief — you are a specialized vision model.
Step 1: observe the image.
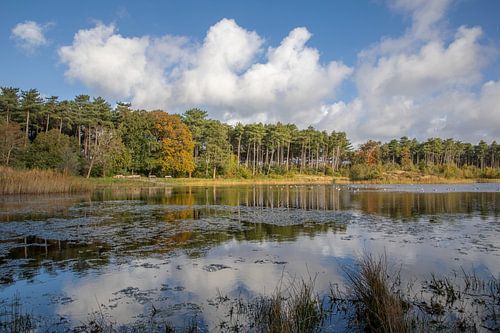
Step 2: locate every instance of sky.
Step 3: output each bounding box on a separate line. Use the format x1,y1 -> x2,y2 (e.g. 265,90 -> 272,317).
1,0 -> 499,144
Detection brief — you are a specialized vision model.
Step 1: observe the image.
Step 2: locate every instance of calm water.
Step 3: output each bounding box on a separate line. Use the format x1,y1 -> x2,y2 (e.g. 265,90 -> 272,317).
0,183 -> 499,331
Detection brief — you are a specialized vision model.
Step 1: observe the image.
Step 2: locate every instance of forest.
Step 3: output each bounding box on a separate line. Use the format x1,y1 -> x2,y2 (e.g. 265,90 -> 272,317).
1,87 -> 499,180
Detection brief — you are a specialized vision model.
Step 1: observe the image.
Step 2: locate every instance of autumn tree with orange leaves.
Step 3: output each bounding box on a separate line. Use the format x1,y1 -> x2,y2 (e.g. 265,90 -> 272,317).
357,140 -> 381,166
151,111 -> 195,177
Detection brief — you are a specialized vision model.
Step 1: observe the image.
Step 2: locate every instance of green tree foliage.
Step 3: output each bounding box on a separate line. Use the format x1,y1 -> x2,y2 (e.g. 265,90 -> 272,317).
86,128 -> 131,177
24,129 -> 80,175
1,86 -> 499,179
117,106 -> 157,174
182,108 -> 208,161
0,87 -> 19,124
20,89 -> 43,145
199,120 -> 232,178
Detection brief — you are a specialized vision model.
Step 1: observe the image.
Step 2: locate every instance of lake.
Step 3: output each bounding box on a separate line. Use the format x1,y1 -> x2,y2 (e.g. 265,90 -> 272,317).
0,183 -> 499,331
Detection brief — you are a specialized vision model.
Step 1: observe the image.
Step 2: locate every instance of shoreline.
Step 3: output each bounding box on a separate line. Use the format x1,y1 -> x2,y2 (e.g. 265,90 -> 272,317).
2,168 -> 499,196
138,175 -> 500,187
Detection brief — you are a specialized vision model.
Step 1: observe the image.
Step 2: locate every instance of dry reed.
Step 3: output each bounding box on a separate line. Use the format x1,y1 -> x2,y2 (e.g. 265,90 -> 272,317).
0,166 -> 94,195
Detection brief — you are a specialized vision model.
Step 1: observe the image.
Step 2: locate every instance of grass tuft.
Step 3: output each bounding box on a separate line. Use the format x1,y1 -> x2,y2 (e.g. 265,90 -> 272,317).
342,254 -> 410,333
249,278 -> 325,333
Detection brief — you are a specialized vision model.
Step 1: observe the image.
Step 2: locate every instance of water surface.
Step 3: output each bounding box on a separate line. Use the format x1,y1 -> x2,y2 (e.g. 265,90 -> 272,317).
0,183 -> 499,331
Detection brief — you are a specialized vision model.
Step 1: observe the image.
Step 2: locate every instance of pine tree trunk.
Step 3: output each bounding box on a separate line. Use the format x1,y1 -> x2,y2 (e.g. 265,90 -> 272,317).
6,148 -> 12,166
286,142 -> 290,171
86,158 -> 94,178
276,143 -> 280,166
324,145 -> 328,174
78,126 -> 81,147
253,142 -> 256,175
237,137 -> 241,166
268,149 -> 274,174
245,144 -> 250,167
24,110 -> 30,146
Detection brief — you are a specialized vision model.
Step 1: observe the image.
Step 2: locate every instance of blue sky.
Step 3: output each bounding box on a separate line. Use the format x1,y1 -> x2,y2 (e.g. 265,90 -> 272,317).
1,0 -> 499,143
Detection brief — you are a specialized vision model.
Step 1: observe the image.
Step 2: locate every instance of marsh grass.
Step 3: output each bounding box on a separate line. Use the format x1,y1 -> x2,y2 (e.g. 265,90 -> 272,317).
0,166 -> 94,195
0,294 -> 34,333
417,268 -> 500,331
330,254 -> 500,332
339,254 -> 410,333
214,276 -> 326,333
249,278 -> 325,333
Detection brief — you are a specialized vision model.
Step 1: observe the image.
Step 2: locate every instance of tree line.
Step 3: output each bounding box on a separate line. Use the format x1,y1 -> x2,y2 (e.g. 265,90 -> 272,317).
1,87 -> 499,179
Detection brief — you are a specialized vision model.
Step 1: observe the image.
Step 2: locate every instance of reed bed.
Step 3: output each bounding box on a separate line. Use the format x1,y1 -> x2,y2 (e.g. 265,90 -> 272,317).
0,166 -> 94,195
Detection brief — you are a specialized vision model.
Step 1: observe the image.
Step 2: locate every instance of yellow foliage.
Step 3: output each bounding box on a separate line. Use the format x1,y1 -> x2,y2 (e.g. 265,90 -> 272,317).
151,111 -> 195,176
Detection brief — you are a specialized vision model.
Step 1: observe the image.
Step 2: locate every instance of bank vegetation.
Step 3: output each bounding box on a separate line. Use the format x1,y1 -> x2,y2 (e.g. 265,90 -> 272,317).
1,87 -> 499,193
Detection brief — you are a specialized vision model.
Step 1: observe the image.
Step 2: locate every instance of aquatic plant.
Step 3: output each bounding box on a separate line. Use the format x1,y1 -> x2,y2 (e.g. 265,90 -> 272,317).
339,254 -> 410,333
330,254 -> 500,332
214,276 -> 326,333
0,294 -> 34,333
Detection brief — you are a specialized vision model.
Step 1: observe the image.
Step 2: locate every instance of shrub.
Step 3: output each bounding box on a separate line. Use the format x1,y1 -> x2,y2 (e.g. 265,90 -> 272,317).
349,164 -> 382,180
23,130 -> 81,175
481,167 -> 500,179
442,164 -> 461,179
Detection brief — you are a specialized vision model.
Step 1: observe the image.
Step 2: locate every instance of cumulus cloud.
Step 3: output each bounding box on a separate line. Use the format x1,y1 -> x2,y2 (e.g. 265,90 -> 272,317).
59,19 -> 352,124
320,0 -> 499,144
59,3 -> 499,144
11,20 -> 49,52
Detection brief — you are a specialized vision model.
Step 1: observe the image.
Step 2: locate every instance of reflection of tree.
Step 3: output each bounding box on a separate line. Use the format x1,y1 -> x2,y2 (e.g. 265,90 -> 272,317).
354,191 -> 499,220
0,236 -> 110,284
235,222 -> 346,242
3,185 -> 498,287
161,186 -> 499,219
92,187 -> 173,202
0,194 -> 90,222
157,215 -> 347,257
93,185 -> 500,221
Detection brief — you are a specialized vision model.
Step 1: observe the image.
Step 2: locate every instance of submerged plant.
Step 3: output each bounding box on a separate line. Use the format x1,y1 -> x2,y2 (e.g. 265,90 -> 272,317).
0,295 -> 34,333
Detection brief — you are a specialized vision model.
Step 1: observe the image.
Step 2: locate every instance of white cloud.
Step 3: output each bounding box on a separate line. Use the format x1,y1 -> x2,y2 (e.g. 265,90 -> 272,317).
11,21 -> 49,52
59,3 -> 499,144
388,0 -> 451,40
319,0 -> 499,144
59,19 -> 352,123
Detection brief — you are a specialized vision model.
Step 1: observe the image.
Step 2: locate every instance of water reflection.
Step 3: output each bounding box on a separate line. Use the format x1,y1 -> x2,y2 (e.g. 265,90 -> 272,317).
0,183 -> 498,330
134,185 -> 499,219
1,184 -> 497,223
